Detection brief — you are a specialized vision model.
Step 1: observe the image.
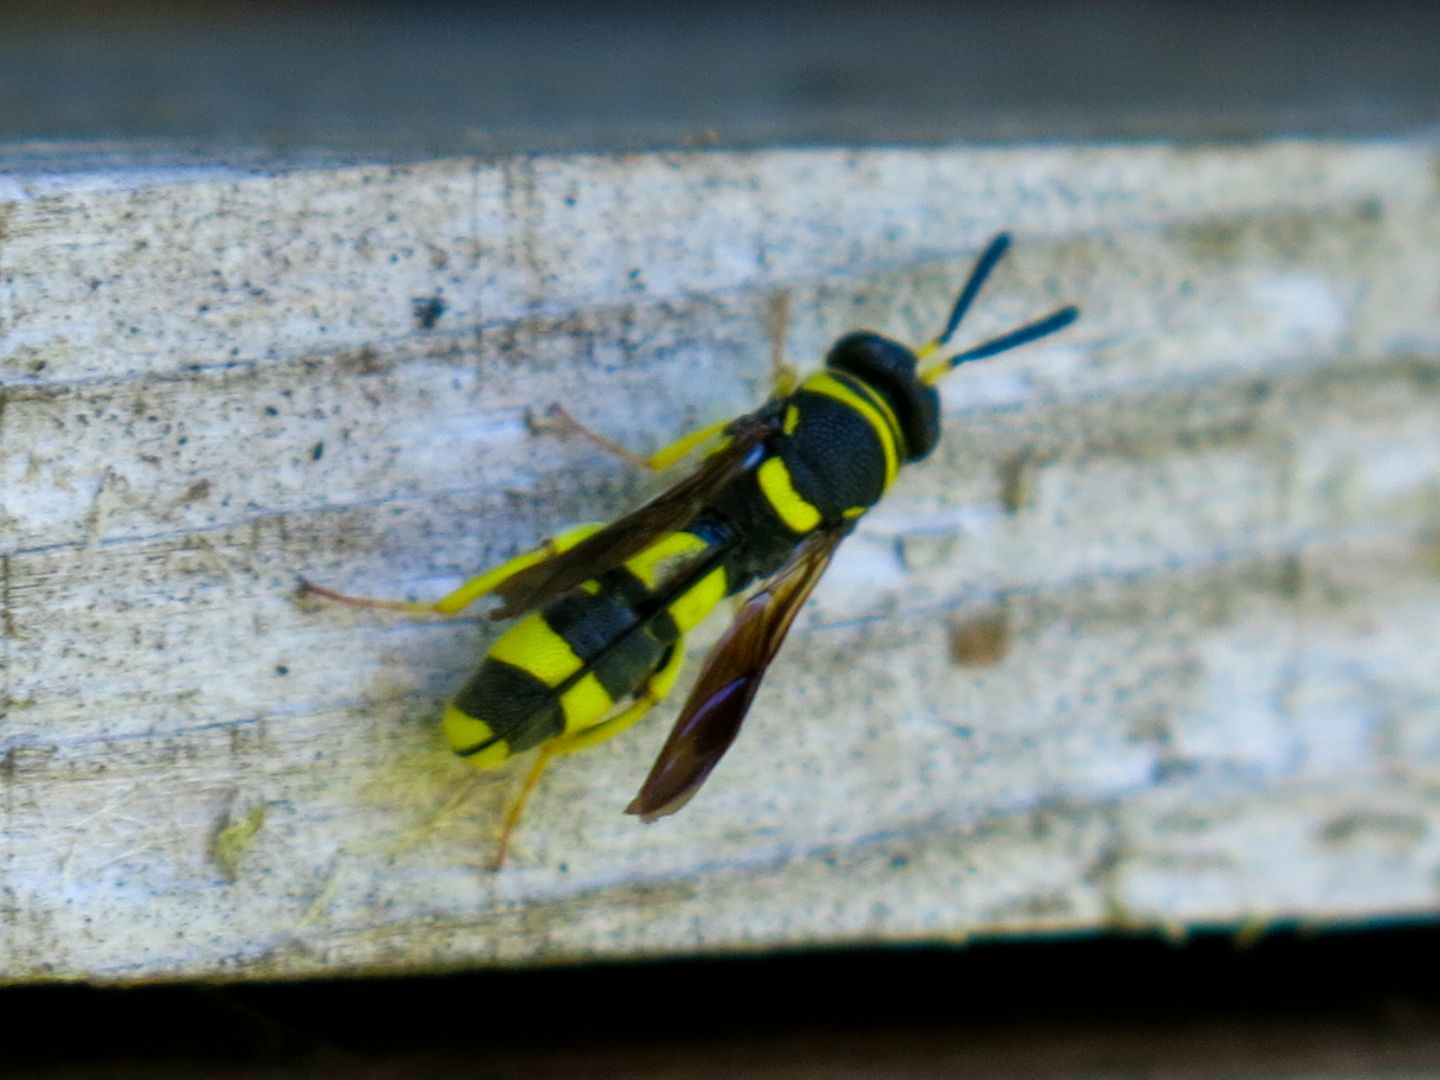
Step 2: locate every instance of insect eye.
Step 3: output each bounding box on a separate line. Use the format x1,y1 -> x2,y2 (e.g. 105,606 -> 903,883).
825,333 -> 941,462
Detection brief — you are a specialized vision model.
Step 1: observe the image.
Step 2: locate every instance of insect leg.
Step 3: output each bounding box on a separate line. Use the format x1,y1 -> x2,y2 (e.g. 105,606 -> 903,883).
491,741 -> 560,871
542,404 -> 731,473
428,522 -> 604,613
646,418 -> 731,471
488,642 -> 685,869
299,522 -> 604,617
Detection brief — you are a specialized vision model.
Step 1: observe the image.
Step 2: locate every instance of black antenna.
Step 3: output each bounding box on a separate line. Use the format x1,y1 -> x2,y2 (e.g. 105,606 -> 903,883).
945,305 -> 1080,369
920,233 -> 1078,382
934,232 -> 1013,347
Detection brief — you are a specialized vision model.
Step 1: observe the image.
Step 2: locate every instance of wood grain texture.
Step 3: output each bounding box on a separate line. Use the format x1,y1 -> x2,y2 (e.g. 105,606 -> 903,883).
1,140 -> 1438,982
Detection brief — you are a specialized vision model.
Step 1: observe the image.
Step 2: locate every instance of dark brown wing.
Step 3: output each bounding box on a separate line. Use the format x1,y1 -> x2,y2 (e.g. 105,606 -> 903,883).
489,414 -> 777,620
625,525 -> 849,822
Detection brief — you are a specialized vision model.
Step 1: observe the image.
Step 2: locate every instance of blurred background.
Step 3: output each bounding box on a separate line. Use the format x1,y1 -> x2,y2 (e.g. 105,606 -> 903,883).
2,0 -> 1438,157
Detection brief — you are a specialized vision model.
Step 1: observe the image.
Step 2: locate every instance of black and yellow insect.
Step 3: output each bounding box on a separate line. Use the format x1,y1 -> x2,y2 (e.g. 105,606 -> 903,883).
305,233 -> 1077,868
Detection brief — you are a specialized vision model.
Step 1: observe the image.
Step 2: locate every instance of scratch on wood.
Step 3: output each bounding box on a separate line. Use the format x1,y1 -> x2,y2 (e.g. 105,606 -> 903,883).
1320,812 -> 1429,847
178,478 -> 211,505
183,534 -> 240,581
998,449 -> 1038,515
948,606 -> 1012,667
297,855 -> 345,929
210,802 -> 268,883
1,552 -> 12,639
1,553 -> 11,729
81,466 -> 122,549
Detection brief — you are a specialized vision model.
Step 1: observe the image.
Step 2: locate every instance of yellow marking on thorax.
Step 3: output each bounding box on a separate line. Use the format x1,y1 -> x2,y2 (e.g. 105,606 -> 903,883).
798,371 -> 900,489
757,456 -> 822,533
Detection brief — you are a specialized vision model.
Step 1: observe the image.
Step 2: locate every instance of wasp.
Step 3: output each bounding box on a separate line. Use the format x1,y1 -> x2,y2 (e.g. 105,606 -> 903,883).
303,234 -> 1078,868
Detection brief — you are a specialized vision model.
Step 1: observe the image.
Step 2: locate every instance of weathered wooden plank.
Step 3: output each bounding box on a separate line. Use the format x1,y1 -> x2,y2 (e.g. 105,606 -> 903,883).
2,143 -> 1428,388
1,139 -> 1438,983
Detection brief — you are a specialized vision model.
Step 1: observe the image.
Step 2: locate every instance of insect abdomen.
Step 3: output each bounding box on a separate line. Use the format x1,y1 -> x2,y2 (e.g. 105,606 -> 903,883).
444,528 -> 731,767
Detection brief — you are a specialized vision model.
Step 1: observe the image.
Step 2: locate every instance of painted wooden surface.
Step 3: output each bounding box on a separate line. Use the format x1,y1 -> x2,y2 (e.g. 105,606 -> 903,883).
1,140 -> 1438,982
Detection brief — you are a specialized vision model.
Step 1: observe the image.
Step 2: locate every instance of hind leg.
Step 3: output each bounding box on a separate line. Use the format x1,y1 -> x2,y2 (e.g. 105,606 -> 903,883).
298,521 -> 605,617
489,640 -> 686,870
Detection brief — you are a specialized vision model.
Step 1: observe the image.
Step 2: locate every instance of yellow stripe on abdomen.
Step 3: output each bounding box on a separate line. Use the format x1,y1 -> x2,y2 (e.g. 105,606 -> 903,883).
624,531 -> 711,589
487,613 -> 586,687
667,564 -> 728,633
560,673 -> 615,733
443,706 -> 510,768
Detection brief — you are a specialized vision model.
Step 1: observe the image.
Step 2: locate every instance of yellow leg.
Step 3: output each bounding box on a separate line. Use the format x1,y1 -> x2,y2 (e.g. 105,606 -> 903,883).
430,523 -> 603,613
491,742 -> 560,871
489,641 -> 685,869
488,709 -> 647,871
299,522 -> 604,617
490,684 -> 672,870
648,418 -> 731,470
542,404 -> 730,473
